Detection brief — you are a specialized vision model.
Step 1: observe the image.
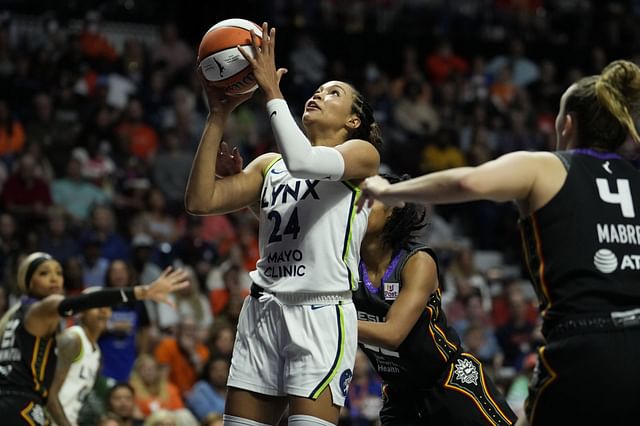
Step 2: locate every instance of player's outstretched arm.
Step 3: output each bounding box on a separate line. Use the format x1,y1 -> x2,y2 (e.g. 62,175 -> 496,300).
24,267 -> 190,338
359,151 -> 548,210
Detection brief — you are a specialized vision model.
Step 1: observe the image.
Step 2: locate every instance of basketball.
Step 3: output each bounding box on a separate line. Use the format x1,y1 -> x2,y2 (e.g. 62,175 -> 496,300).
198,18 -> 263,95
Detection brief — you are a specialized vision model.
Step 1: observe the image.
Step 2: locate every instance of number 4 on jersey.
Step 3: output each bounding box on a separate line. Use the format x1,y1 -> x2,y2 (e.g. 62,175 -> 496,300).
596,178 -> 636,218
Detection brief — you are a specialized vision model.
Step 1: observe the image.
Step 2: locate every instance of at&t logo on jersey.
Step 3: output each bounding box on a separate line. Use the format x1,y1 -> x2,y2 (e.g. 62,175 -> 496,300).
593,248 -> 640,273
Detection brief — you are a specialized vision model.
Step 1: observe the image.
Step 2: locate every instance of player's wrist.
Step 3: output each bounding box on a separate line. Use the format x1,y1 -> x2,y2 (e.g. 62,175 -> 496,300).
133,285 -> 150,301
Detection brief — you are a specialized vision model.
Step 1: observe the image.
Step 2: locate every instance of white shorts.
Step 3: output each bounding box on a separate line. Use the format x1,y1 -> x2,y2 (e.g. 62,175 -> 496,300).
227,293 -> 357,406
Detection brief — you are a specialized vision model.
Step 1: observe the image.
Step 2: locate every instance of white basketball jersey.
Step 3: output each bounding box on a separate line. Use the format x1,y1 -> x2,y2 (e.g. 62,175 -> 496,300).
249,157 -> 370,293
57,326 -> 101,425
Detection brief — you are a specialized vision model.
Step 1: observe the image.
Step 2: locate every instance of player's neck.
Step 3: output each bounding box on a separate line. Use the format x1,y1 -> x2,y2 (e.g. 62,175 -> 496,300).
361,238 -> 393,278
81,323 -> 100,346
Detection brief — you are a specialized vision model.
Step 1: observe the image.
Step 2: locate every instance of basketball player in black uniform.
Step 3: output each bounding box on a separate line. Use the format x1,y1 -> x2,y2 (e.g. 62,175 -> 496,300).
0,252 -> 189,425
354,174 -> 516,425
359,59 -> 640,426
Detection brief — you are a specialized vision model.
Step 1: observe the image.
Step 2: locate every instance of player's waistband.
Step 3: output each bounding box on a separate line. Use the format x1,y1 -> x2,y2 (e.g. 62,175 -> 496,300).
545,307 -> 640,340
250,283 -> 352,305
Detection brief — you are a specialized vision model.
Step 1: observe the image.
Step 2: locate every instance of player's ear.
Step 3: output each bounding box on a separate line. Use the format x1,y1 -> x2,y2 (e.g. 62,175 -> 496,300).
347,115 -> 361,130
561,113 -> 574,139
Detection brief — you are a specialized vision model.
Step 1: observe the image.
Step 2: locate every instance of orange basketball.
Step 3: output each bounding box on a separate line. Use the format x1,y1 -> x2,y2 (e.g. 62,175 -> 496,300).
198,18 -> 263,95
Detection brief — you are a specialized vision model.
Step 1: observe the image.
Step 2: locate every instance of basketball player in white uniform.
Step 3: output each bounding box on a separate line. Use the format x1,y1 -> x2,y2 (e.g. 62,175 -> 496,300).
186,22 -> 382,426
48,290 -> 111,426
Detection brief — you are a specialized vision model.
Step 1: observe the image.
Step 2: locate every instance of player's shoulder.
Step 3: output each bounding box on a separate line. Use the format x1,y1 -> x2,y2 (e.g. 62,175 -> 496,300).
247,152 -> 282,177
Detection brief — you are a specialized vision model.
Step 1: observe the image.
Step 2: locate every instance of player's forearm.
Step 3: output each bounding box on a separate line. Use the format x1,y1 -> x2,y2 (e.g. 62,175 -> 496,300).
185,117 -> 226,214
358,321 -> 403,350
266,99 -> 345,180
379,167 -> 481,206
47,397 -> 72,426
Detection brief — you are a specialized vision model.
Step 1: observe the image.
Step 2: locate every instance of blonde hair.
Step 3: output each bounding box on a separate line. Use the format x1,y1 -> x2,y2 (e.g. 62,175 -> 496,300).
129,354 -> 169,401
595,60 -> 640,143
142,409 -> 175,426
566,59 -> 640,149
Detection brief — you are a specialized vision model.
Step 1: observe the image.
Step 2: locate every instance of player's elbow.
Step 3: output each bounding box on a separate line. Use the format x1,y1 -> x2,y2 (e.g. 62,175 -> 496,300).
458,171 -> 488,198
184,196 -> 210,215
285,160 -> 314,179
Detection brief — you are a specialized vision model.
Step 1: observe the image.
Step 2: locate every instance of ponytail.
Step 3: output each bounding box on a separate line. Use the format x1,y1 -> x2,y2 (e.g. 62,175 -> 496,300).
595,60 -> 640,143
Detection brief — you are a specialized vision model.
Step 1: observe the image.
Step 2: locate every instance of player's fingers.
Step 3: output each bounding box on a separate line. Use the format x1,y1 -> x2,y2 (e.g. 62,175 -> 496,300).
237,45 -> 256,66
268,27 -> 276,55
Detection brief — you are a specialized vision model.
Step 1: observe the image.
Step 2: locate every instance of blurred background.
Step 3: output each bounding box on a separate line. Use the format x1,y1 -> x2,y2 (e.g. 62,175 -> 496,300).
0,0 -> 638,425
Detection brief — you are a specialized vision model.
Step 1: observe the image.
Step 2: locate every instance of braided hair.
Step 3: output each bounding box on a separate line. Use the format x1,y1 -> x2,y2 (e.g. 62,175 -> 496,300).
347,84 -> 383,151
380,173 -> 427,253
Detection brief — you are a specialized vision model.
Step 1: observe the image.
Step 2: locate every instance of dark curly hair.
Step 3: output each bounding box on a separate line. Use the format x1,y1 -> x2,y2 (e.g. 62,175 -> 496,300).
380,173 -> 427,253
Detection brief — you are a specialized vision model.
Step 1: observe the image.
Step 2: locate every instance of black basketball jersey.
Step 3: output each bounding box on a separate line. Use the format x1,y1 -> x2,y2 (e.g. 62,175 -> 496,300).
520,150 -> 640,328
353,244 -> 461,389
0,301 -> 57,402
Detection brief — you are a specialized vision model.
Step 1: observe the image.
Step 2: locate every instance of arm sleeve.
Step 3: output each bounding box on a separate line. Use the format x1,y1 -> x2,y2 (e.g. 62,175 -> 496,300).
266,98 -> 345,180
56,287 -> 137,317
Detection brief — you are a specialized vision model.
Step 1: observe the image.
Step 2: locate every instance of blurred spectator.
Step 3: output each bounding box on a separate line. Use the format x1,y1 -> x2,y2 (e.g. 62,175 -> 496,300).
79,11 -> 118,65
98,413 -> 125,426
453,293 -> 501,365
62,256 -> 86,296
38,206 -> 80,263
424,40 -> 469,86
0,212 -> 21,279
207,324 -> 235,359
156,266 -> 213,338
106,383 -> 144,426
208,264 -> 249,318
154,316 -> 210,395
81,235 -> 110,287
343,350 -> 382,425
487,39 -> 540,87
495,284 -> 536,369
184,355 -> 230,420
0,98 -> 25,163
100,259 -> 152,381
420,127 -> 466,173
151,129 -> 192,212
116,97 -> 158,161
287,33 -> 327,107
1,152 -> 52,225
173,216 -> 219,285
134,188 -> 179,244
393,79 -> 440,140
52,156 -> 110,224
151,22 -> 193,80
26,92 -> 77,175
81,205 -> 131,261
129,354 -> 185,416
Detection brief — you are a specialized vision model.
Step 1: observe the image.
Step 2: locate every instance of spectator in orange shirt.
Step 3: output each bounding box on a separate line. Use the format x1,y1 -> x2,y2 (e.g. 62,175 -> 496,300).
0,99 -> 25,161
116,97 -> 159,160
129,354 -> 185,416
154,316 -> 209,394
424,41 -> 469,86
79,11 -> 118,64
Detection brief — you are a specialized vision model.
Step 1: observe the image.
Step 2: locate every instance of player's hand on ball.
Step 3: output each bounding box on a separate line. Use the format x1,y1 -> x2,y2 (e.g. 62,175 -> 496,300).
238,22 -> 288,99
198,68 -> 254,116
143,267 -> 190,308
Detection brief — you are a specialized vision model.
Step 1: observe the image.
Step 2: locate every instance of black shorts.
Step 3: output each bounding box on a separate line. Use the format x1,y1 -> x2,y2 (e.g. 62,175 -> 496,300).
0,393 -> 49,425
526,326 -> 640,426
380,352 -> 516,426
